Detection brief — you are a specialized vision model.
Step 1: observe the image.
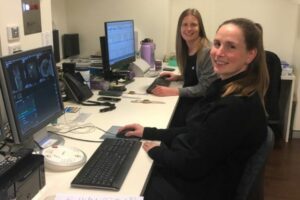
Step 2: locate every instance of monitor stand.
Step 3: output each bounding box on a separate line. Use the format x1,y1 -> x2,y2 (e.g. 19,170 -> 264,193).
129,58 -> 151,77
33,126 -> 65,149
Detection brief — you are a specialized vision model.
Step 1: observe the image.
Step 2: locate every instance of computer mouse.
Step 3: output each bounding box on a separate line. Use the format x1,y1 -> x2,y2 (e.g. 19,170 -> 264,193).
116,129 -> 140,140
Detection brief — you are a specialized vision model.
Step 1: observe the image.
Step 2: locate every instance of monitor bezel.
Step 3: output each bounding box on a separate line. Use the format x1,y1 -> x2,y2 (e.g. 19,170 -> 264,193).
0,83 -> 9,143
0,46 -> 64,144
0,115 -> 5,142
104,20 -> 136,73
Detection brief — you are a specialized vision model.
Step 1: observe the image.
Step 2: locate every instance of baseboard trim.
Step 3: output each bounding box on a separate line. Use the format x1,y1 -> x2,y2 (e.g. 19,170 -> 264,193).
292,130 -> 300,138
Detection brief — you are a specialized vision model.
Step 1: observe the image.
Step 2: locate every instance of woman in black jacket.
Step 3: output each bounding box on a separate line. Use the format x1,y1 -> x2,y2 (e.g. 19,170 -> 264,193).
119,18 -> 269,200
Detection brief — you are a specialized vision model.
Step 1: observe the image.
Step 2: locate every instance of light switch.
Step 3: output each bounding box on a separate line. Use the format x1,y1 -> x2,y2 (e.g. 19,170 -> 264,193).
7,25 -> 20,41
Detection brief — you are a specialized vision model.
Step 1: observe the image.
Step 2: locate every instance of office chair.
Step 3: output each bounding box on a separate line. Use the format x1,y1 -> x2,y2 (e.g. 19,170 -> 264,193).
264,51 -> 282,144
235,126 -> 274,200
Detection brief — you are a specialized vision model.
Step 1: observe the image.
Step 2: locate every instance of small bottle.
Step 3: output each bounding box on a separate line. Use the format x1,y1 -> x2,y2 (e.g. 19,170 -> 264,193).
140,38 -> 156,70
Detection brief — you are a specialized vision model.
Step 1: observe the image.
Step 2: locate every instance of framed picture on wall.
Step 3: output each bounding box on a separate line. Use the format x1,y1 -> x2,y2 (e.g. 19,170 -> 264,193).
22,0 -> 42,35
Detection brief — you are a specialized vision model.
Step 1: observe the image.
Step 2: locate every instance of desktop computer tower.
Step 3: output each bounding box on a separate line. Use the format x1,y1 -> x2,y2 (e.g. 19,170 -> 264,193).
52,29 -> 60,63
62,33 -> 80,59
100,36 -> 108,67
100,36 -> 111,81
0,154 -> 45,200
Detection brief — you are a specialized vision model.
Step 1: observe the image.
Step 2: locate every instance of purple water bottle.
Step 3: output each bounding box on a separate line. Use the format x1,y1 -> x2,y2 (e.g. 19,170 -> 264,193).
140,38 -> 155,69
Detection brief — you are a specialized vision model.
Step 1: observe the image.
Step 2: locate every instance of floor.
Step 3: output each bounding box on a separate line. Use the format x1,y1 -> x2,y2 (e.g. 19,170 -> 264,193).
264,138 -> 300,200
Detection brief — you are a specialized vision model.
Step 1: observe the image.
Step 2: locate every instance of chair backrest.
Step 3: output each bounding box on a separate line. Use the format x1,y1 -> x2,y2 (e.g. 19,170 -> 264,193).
265,50 -> 282,122
235,127 -> 274,200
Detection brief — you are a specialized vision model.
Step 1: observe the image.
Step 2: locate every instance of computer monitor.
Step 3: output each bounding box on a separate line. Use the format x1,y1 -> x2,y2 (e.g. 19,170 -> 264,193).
0,46 -> 64,147
0,113 -> 5,160
103,20 -> 136,81
62,33 -> 80,59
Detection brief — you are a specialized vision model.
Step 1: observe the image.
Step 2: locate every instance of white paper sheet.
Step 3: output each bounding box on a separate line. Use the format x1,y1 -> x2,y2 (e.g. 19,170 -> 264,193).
55,193 -> 143,200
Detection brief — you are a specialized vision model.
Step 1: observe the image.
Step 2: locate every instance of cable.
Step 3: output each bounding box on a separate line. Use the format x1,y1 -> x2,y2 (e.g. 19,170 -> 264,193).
47,123 -> 116,143
93,126 -> 115,136
49,131 -> 103,143
51,123 -> 116,136
53,124 -> 96,134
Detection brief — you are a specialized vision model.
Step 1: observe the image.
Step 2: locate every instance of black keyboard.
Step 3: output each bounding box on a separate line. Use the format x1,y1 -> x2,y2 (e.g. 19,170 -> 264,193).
0,148 -> 33,177
146,76 -> 171,93
71,138 -> 141,190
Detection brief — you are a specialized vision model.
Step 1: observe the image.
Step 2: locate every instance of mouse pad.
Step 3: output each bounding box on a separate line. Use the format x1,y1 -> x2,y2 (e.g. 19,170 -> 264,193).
100,125 -> 121,139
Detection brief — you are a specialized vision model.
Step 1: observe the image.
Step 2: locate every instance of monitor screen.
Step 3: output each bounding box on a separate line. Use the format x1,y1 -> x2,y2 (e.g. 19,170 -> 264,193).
0,46 -> 64,145
104,20 -> 135,76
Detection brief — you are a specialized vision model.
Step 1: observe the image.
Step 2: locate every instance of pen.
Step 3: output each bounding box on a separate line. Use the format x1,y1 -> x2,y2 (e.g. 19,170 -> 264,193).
86,100 -> 114,106
99,106 -> 116,113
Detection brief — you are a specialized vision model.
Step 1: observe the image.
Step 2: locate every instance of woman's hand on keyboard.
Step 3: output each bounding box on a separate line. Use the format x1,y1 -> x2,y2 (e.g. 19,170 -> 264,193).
160,72 -> 181,81
151,86 -> 179,97
143,141 -> 160,152
118,123 -> 144,138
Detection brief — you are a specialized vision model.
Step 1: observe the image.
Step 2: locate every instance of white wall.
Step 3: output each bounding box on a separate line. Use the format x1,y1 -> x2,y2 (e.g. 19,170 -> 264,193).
169,0 -> 298,63
0,0 -> 53,56
52,0 -> 298,61
53,0 -> 170,59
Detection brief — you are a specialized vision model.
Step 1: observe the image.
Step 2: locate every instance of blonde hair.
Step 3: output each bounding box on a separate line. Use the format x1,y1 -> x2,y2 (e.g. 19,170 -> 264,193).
175,8 -> 210,75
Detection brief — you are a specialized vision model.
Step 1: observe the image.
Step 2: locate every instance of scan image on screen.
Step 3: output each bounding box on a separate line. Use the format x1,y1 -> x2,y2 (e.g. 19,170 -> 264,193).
0,46 -> 64,147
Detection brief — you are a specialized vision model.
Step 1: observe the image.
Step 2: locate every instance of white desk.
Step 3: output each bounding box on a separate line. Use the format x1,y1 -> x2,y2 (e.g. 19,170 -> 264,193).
33,77 -> 179,200
280,74 -> 296,142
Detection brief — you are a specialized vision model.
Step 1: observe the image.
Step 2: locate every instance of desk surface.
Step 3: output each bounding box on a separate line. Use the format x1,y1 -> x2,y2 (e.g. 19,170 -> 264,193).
281,74 -> 295,80
33,77 -> 178,200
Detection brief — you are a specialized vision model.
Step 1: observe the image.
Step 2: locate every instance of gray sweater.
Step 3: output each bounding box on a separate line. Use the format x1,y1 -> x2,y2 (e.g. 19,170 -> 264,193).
178,47 -> 218,97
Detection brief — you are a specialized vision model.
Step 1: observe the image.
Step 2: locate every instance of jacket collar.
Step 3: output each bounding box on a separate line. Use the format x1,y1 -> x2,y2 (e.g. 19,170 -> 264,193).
205,71 -> 247,100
